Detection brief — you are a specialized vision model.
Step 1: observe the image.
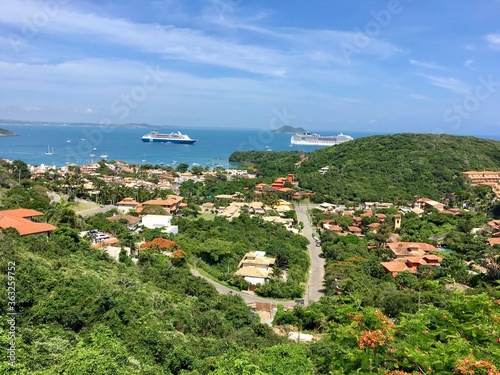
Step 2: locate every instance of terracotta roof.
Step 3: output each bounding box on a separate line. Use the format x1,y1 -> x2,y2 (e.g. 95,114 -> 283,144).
107,215 -> 141,225
329,225 -> 343,232
367,222 -> 381,228
142,196 -> 182,206
347,226 -> 362,233
375,213 -> 387,219
381,261 -> 408,273
0,208 -> 44,218
387,242 -> 437,253
235,266 -> 270,279
0,209 -> 56,236
488,238 -> 500,246
238,253 -> 275,267
423,254 -> 442,263
117,197 -> 139,205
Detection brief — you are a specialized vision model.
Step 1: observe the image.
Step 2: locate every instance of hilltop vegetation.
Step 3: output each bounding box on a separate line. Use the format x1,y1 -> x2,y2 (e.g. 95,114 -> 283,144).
230,133 -> 500,202
271,125 -> 306,134
0,127 -> 16,136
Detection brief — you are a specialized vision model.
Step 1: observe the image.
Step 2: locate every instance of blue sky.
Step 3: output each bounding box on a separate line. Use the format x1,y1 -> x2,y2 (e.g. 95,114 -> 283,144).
1,0 -> 499,135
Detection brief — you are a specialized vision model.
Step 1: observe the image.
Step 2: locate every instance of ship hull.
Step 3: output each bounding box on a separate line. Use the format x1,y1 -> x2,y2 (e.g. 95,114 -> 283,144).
142,138 -> 196,144
290,132 -> 353,146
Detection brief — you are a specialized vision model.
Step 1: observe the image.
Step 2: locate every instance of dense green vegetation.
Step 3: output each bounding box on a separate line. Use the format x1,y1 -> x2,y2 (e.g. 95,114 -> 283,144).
0,229 -> 289,374
230,133 -> 500,202
174,215 -> 310,299
229,150 -> 303,179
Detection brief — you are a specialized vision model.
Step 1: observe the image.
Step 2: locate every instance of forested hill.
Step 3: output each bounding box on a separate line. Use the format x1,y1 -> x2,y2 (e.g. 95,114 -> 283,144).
231,133 -> 500,202
0,127 -> 16,136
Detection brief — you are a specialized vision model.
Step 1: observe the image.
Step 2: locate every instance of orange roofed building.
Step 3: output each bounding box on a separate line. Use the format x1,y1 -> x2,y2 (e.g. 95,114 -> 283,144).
382,242 -> 441,276
0,208 -> 56,236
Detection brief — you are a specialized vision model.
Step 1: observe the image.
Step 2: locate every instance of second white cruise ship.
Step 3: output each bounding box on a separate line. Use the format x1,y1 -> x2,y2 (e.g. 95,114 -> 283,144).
291,132 -> 353,146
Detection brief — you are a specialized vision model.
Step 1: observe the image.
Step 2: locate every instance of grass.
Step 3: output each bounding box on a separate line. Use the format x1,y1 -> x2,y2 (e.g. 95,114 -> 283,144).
199,213 -> 216,221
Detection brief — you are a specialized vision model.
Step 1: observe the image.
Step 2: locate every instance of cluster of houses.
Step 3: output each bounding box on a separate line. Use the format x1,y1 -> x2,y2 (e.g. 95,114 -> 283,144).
200,198 -> 298,232
462,170 -> 500,197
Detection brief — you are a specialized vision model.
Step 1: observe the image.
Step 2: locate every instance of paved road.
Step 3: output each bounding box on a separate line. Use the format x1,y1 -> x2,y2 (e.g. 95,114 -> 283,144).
295,204 -> 325,304
190,268 -> 295,307
190,204 -> 325,307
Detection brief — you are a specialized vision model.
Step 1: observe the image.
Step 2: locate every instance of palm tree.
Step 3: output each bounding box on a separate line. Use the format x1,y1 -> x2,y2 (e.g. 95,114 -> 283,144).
45,198 -> 84,229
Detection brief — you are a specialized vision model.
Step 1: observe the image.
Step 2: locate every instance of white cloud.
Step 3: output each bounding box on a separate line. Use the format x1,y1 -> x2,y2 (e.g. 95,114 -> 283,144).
0,0 -> 402,77
484,33 -> 500,48
464,59 -> 474,68
85,108 -> 93,114
409,59 -> 445,70
419,74 -> 471,95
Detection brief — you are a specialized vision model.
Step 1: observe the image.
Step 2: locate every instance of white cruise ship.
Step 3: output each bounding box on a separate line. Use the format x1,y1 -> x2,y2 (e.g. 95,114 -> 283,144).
291,132 -> 353,146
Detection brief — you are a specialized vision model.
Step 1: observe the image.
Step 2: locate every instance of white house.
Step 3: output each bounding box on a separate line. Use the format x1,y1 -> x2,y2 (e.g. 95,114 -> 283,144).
235,251 -> 275,286
141,215 -> 178,235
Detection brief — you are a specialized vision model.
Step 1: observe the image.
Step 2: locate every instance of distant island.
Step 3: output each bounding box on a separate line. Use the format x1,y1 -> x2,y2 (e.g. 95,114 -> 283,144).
0,119 -> 160,129
0,127 -> 17,136
272,125 -> 306,134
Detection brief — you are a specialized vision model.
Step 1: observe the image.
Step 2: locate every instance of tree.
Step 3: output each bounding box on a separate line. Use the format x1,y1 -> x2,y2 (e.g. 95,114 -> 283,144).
176,163 -> 189,173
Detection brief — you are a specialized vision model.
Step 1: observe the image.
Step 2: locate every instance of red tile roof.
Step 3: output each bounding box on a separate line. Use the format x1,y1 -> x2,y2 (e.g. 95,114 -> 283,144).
0,208 -> 44,218
0,209 -> 56,236
488,238 -> 500,246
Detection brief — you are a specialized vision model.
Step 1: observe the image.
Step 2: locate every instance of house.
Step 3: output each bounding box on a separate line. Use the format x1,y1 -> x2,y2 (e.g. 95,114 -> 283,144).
107,214 -> 141,229
274,199 -> 292,214
249,201 -> 264,214
381,254 -> 442,276
319,166 -> 329,174
141,215 -> 178,235
367,222 -> 381,233
462,171 -> 500,185
0,208 -> 56,236
200,202 -> 215,213
413,197 -> 445,211
387,242 -> 437,258
137,195 -> 183,214
235,251 -> 275,287
488,238 -> 500,247
116,197 -> 140,213
347,226 -> 362,234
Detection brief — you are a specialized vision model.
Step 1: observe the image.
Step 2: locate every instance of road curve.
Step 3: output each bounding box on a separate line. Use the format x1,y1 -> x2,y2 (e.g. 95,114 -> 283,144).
190,268 -> 296,308
189,203 -> 325,307
295,203 -> 326,304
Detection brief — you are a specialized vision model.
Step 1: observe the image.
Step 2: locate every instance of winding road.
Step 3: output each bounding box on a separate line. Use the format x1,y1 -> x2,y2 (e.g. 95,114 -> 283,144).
190,203 -> 325,307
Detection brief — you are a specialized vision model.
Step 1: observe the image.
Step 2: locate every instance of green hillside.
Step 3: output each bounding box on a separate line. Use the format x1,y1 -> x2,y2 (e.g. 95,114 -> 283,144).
0,127 -> 16,136
231,133 -> 500,202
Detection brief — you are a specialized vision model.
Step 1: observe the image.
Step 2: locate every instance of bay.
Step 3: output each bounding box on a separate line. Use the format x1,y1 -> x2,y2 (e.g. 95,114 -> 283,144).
0,125 -> 373,167
0,124 -> 498,168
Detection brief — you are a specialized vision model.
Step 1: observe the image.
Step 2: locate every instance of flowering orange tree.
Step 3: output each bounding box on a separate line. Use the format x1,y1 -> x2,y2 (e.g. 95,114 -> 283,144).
308,293 -> 500,374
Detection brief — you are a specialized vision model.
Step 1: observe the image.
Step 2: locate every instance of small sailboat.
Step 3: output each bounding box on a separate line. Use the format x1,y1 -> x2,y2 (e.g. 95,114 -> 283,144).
66,139 -> 71,143
100,152 -> 108,159
45,146 -> 54,155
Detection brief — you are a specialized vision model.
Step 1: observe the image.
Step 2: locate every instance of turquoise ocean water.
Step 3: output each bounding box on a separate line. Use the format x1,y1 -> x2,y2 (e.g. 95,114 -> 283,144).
0,125 -> 372,167
0,125 -> 498,168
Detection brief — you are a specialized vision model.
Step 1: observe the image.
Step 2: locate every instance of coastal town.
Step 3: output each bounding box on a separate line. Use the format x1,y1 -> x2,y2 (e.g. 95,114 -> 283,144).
2,135 -> 500,373
2,157 -> 500,290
